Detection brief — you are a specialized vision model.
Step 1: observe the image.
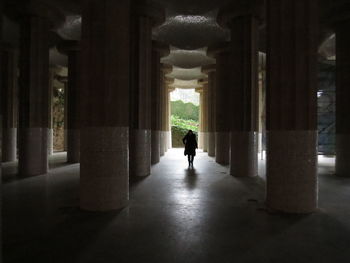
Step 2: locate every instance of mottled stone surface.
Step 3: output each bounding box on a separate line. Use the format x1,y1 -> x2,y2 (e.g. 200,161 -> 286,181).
18,128 -> 48,176
266,130 -> 318,213
203,132 -> 208,152
198,131 -> 204,149
230,131 -> 258,177
80,127 -> 129,211
336,134 -> 350,177
165,131 -> 171,150
215,132 -> 230,165
130,129 -> 151,177
208,132 -> 216,157
160,131 -> 165,156
47,129 -> 53,155
151,130 -> 160,164
2,128 -> 17,162
67,129 -> 80,163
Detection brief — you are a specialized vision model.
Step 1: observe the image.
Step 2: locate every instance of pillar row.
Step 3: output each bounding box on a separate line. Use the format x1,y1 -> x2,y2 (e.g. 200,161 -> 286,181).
207,70 -> 216,157
18,14 -> 50,176
227,15 -> 259,177
202,83 -> 209,152
1,45 -> 18,162
266,0 -> 318,213
336,19 -> 350,177
80,0 -> 131,211
129,2 -> 164,177
210,47 -> 231,165
58,41 -> 81,163
151,49 -> 161,164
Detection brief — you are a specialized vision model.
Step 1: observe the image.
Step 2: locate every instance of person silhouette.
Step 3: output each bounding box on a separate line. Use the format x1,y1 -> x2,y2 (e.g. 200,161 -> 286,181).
182,130 -> 198,168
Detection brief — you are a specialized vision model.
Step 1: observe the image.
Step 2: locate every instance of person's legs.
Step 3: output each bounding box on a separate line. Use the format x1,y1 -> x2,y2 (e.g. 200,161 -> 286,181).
188,155 -> 191,166
191,155 -> 195,166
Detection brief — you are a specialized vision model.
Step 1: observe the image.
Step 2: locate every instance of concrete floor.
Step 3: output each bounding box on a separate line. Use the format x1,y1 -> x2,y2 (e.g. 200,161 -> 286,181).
2,149 -> 350,263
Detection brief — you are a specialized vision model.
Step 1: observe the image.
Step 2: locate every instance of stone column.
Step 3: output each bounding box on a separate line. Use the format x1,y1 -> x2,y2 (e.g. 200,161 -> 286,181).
167,87 -> 174,149
18,13 -> 50,176
80,0 -> 131,211
265,0 -> 318,213
0,4 -> 4,258
58,41 -> 81,163
129,1 -> 164,176
159,68 -> 166,156
209,45 -> 231,165
197,88 -> 203,149
47,67 -> 54,155
1,45 -> 18,162
151,49 -> 161,164
225,14 -> 259,177
202,83 -> 209,152
336,19 -> 350,177
207,70 -> 216,157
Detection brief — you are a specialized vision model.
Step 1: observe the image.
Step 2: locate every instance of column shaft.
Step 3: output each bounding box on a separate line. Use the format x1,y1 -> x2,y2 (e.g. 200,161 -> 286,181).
266,0 -> 318,213
202,84 -> 209,152
80,0 -> 130,211
151,50 -> 161,164
18,15 -> 49,176
208,71 -> 216,157
67,48 -> 81,163
159,70 -> 165,156
336,19 -> 350,177
229,15 -> 259,177
47,67 -> 54,155
129,14 -> 152,177
215,51 -> 231,165
1,48 -> 18,162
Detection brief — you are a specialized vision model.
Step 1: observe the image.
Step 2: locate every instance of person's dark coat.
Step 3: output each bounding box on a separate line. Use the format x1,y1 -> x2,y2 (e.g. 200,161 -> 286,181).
183,133 -> 198,156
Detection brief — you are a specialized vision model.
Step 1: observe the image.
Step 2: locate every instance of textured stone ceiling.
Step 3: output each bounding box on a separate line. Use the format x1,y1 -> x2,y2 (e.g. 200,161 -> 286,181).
57,15 -> 81,40
152,10 -> 229,50
169,79 -> 203,90
319,34 -> 335,61
161,47 -> 216,69
166,67 -> 207,81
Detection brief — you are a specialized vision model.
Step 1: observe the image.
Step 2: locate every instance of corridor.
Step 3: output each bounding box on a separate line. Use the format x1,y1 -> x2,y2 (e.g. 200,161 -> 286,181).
3,150 -> 350,263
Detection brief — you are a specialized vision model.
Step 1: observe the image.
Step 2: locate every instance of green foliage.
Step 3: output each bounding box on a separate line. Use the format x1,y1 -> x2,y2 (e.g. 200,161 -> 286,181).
171,100 -> 199,121
171,115 -> 198,132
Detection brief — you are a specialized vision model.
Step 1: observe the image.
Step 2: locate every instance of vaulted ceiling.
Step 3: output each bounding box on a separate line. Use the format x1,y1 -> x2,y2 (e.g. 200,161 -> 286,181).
2,0 -> 340,88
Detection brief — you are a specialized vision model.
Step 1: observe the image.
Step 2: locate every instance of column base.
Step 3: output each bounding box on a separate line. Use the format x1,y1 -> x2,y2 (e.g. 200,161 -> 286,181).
47,128 -> 53,156
215,132 -> 230,165
336,134 -> 350,177
19,128 -> 48,176
151,130 -> 160,164
165,131 -> 171,150
130,129 -> 151,177
80,127 -> 129,211
198,131 -> 204,149
2,128 -> 17,162
160,131 -> 165,156
208,132 -> 216,157
230,131 -> 258,177
203,132 -> 208,152
266,130 -> 317,214
64,129 -> 68,151
67,129 -> 80,163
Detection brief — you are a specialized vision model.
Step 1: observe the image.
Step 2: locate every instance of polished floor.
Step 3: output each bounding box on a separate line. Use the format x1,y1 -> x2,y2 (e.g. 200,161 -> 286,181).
2,149 -> 350,263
